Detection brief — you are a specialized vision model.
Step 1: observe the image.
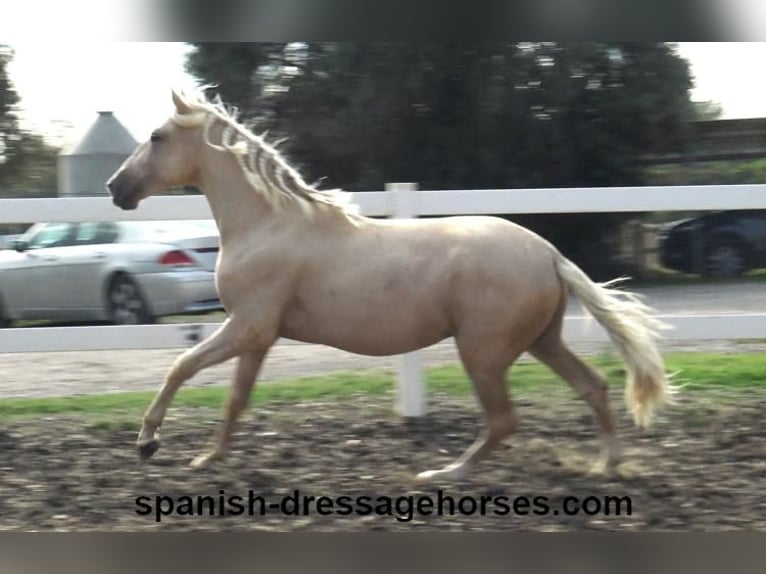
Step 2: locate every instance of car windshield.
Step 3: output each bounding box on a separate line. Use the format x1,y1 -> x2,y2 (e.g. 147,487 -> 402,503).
119,220 -> 218,242
18,222 -> 75,249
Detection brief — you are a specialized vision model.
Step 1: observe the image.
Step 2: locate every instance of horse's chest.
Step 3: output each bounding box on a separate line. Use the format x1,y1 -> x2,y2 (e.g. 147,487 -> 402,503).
214,252 -> 286,309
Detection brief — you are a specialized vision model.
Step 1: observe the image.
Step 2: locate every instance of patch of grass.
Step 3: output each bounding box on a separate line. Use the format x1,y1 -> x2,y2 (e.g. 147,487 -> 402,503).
427,362 -> 559,394
0,370 -> 396,418
661,354 -> 766,389
0,353 -> 763,419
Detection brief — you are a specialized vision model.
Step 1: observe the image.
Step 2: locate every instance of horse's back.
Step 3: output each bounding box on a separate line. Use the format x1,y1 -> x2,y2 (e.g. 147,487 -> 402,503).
369,215 -> 559,285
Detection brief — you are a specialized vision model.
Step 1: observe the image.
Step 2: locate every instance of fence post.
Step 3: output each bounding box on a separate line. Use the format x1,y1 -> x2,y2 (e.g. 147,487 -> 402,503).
386,182 -> 426,417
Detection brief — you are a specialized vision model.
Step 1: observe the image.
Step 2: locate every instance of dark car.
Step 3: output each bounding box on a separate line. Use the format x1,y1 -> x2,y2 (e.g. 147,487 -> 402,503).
659,210 -> 766,277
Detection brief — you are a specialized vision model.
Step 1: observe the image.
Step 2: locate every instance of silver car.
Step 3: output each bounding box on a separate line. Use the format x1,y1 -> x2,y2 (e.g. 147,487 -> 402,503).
0,220 -> 222,326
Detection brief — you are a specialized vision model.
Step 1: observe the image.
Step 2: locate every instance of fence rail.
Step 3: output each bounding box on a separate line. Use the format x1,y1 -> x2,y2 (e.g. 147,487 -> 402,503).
2,313 -> 765,355
1,183 -> 765,413
0,183 -> 764,223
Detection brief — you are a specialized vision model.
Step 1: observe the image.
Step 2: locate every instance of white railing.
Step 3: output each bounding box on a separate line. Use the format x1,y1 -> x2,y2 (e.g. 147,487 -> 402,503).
1,183 -> 766,414
1,183 -> 764,223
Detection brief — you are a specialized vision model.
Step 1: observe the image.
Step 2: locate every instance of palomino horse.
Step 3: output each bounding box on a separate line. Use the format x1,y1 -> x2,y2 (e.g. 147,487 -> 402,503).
107,89 -> 673,480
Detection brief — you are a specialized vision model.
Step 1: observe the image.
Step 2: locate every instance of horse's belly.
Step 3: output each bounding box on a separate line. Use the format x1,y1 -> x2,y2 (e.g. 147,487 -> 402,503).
296,328 -> 450,356
278,294 -> 451,356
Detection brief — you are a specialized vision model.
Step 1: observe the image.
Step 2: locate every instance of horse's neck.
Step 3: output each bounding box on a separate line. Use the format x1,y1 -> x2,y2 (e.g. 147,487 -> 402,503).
197,149 -> 276,244
195,135 -> 357,249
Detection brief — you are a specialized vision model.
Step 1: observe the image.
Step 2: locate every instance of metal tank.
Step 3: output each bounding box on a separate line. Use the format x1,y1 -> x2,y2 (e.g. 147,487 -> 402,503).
58,111 -> 138,197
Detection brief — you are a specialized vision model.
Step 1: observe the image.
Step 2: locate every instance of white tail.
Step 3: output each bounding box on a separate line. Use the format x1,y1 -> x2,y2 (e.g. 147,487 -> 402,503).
554,252 -> 675,427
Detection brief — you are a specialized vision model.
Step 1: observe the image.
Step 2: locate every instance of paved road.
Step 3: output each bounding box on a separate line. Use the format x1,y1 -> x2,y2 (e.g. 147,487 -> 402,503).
1,282 -> 764,398
600,282 -> 766,315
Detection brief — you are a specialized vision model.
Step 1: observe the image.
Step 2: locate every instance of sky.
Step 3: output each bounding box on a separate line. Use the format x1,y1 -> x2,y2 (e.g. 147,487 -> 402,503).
7,42 -> 195,148
676,42 -> 766,119
5,42 -> 766,149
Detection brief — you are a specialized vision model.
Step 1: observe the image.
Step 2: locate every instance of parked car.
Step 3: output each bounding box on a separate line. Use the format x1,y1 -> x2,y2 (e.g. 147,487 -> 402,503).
659,210 -> 766,277
0,234 -> 21,250
0,220 -> 222,327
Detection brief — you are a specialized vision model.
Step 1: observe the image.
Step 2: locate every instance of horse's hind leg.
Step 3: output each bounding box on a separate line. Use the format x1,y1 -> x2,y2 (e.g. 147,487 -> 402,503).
190,349 -> 266,469
417,341 -> 521,481
529,333 -> 621,472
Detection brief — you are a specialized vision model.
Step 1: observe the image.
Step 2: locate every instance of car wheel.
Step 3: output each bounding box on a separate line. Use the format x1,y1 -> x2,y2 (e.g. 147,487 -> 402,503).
705,240 -> 747,278
0,292 -> 9,328
107,275 -> 154,325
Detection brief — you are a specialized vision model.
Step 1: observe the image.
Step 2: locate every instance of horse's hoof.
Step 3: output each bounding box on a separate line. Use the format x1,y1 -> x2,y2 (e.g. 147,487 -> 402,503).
589,458 -> 619,477
189,451 -> 220,469
137,438 -> 161,461
415,469 -> 441,482
416,464 -> 464,482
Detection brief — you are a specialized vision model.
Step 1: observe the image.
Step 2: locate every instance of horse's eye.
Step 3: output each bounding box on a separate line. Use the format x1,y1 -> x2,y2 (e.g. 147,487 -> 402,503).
150,131 -> 162,143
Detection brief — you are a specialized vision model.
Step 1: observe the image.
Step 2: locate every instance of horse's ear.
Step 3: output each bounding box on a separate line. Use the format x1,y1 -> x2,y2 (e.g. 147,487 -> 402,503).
172,90 -> 192,115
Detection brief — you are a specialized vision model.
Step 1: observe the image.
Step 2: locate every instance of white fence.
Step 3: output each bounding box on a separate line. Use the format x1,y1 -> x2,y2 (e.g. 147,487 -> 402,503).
1,183 -> 766,414
1,183 -> 765,224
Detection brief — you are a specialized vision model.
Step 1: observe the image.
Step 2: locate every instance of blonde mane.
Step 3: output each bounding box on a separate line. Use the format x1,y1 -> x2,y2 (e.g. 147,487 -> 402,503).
171,89 -> 359,219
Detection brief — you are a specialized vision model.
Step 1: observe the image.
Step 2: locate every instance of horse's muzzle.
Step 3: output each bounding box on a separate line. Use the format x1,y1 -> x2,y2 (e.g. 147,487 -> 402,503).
112,195 -> 139,211
106,176 -> 139,211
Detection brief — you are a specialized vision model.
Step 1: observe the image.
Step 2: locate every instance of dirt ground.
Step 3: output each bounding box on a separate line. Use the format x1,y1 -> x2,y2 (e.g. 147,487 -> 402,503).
1,387 -> 764,531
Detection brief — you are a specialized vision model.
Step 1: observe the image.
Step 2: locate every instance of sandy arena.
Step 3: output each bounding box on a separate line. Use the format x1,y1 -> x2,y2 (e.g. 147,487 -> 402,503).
1,385 -> 764,531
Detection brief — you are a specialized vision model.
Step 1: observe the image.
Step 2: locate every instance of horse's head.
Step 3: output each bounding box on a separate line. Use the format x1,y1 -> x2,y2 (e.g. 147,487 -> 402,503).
107,90 -> 204,210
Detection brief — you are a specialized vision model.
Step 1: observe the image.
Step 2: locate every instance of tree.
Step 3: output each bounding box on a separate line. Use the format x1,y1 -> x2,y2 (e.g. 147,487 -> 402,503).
693,100 -> 724,121
0,45 -> 59,198
185,42 -> 695,276
0,45 -> 21,182
185,42 -> 291,120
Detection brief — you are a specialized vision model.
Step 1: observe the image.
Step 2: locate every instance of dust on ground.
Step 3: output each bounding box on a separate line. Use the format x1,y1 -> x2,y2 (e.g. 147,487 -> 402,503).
1,387 -> 763,531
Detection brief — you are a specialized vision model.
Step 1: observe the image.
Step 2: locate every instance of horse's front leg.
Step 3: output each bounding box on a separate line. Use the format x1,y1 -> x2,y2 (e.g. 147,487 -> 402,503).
189,349 -> 267,469
136,317 -> 263,461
